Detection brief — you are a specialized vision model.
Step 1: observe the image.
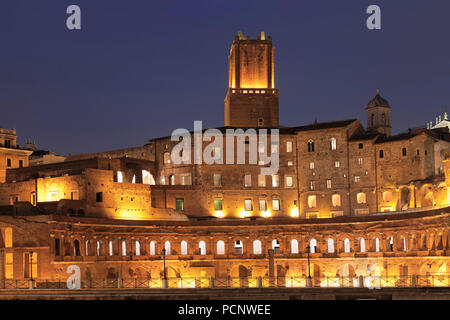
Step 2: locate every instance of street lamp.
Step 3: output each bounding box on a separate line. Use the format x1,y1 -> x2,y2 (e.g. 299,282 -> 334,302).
306,245 -> 312,287
29,250 -> 34,282
162,248 -> 167,281
29,250 -> 34,289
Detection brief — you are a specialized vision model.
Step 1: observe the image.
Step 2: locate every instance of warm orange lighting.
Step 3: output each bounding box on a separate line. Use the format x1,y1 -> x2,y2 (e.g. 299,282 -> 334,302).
261,210 -> 271,218
214,210 -> 225,218
290,207 -> 299,218
238,211 -> 251,218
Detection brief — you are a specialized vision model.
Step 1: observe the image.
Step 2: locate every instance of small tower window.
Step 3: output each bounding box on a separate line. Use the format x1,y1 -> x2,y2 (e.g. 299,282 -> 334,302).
382,114 -> 386,126
330,138 -> 337,150
371,114 -> 375,127
307,140 -> 314,152
379,150 -> 384,158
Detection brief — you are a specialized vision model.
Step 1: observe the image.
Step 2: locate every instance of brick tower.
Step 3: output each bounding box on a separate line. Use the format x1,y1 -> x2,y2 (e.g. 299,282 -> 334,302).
224,31 -> 279,127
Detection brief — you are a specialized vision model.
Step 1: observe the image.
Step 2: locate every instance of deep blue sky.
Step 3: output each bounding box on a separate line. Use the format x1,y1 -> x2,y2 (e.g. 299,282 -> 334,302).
1,0 -> 449,155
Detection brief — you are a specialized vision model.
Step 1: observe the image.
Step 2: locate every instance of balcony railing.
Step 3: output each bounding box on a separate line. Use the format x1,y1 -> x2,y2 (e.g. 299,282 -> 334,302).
1,274 -> 448,290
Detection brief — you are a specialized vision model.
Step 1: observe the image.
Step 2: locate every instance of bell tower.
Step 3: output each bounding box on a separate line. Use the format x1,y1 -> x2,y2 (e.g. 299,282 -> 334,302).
366,89 -> 392,136
224,31 -> 279,127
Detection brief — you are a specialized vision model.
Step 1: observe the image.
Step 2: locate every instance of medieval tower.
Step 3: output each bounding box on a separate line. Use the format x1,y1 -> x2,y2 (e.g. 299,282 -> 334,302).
224,31 -> 279,127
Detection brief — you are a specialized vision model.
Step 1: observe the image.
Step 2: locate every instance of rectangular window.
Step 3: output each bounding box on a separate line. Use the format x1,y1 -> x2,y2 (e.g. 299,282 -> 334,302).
308,195 -> 317,208
95,192 -> 103,202
285,176 -> 293,187
258,175 -> 266,187
358,158 -> 363,165
310,181 -> 315,191
259,199 -> 267,211
271,142 -> 278,154
213,174 -> 222,187
244,199 -> 253,211
402,148 -> 407,156
49,192 -> 59,202
176,198 -> 184,211
272,199 -> 280,211
244,174 -> 252,187
6,158 -> 11,167
258,141 -> 265,153
272,175 -> 279,187
181,174 -> 192,185
335,161 -> 340,168
4,140 -> 11,148
30,192 -> 36,206
326,179 -> 332,189
214,199 -> 223,211
71,190 -> 79,200
19,160 -> 23,168
55,239 -> 60,256
379,150 -> 384,158
214,147 -> 221,159
358,143 -> 363,149
287,160 -> 294,166
286,141 -> 293,152
309,162 -> 315,169
354,176 -> 360,183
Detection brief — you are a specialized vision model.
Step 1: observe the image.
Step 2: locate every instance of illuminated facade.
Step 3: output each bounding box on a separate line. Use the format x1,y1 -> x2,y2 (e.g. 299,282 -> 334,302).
0,32 -> 448,288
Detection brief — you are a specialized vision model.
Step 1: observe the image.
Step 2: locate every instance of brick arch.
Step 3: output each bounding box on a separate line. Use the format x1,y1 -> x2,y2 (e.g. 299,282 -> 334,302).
336,233 -> 353,252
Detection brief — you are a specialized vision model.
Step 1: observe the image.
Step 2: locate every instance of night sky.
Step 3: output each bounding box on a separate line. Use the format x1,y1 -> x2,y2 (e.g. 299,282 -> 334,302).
1,0 -> 449,156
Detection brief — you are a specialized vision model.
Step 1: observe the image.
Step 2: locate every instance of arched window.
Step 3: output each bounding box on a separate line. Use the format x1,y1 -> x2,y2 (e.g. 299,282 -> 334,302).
308,195 -> 317,208
160,176 -> 166,185
199,241 -> 206,255
357,192 -> 366,204
253,240 -> 262,255
330,137 -> 337,150
401,236 -> 407,252
307,140 -> 315,152
332,194 -> 341,207
291,239 -> 299,254
108,241 -> 114,256
150,241 -> 156,256
121,241 -> 127,256
117,171 -> 123,183
360,238 -> 365,253
217,240 -> 225,255
163,152 -> 171,164
343,238 -> 351,253
96,240 -> 101,256
74,240 -> 80,256
181,240 -> 188,255
142,170 -> 156,185
164,241 -> 171,255
374,238 -> 380,252
382,191 -> 392,202
371,114 -> 375,127
388,237 -> 394,252
309,239 -> 317,253
382,113 -> 386,126
234,240 -> 243,255
272,239 -> 280,254
135,241 -> 141,256
327,238 -> 335,253
169,175 -> 175,185
85,240 -> 90,256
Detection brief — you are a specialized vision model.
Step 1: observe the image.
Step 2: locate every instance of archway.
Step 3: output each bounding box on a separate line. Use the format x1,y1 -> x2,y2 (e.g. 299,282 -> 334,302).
400,187 -> 411,210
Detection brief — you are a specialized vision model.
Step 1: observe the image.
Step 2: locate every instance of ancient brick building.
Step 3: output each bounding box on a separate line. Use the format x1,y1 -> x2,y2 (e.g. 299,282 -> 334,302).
0,32 -> 448,288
